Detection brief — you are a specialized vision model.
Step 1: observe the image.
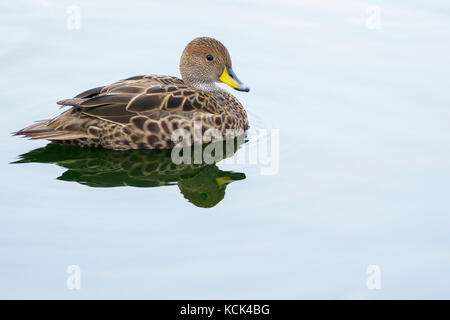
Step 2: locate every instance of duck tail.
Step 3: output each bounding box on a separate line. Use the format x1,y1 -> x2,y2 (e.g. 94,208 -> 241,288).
13,119 -> 54,138
13,119 -> 86,140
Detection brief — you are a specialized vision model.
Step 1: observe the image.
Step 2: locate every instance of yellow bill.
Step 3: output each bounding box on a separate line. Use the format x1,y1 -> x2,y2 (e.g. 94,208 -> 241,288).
219,67 -> 250,92
215,176 -> 232,189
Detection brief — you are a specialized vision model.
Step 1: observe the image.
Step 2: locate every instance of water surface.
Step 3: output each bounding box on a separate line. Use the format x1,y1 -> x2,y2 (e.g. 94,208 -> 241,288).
1,0 -> 450,298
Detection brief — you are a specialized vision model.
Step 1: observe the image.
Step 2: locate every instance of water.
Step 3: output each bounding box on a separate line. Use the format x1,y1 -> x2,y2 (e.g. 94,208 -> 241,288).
1,0 -> 450,299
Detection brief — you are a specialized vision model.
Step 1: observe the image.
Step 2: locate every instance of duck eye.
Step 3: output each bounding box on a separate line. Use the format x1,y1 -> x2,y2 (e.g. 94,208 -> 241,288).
206,54 -> 214,61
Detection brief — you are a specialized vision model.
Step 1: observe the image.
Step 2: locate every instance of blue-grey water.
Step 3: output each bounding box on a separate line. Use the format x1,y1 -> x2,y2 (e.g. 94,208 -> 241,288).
1,0 -> 450,299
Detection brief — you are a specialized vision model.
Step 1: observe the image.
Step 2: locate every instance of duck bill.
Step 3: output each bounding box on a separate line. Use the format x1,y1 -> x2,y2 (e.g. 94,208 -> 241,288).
219,67 -> 250,92
215,172 -> 246,189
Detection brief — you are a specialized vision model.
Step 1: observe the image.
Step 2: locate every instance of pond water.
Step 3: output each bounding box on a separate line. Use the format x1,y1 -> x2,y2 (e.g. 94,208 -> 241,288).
1,0 -> 450,299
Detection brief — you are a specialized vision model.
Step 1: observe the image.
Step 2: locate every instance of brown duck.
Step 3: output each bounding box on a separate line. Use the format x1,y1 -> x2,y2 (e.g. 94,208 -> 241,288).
15,37 -> 250,150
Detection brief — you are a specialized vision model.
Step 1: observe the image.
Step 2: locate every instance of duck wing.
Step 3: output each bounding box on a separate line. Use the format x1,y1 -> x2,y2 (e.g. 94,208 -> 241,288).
57,75 -> 216,125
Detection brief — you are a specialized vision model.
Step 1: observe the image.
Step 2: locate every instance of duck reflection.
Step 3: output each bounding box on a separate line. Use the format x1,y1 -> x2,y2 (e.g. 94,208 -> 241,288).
14,139 -> 246,208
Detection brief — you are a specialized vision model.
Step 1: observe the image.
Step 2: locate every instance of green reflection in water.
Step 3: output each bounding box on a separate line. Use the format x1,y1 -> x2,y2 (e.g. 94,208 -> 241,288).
13,139 -> 246,208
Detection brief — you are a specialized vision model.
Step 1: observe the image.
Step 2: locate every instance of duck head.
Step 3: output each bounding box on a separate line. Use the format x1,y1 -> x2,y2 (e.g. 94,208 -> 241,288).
179,37 -> 250,92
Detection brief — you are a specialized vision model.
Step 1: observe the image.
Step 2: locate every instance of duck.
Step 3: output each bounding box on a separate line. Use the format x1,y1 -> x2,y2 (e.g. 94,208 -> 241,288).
15,37 -> 250,150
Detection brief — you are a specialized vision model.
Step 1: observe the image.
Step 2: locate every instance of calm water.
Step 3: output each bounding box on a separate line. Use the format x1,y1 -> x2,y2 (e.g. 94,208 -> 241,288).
1,0 -> 450,299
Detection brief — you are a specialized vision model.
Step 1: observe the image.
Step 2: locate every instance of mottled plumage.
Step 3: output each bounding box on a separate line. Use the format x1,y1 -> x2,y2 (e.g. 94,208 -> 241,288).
15,37 -> 250,150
